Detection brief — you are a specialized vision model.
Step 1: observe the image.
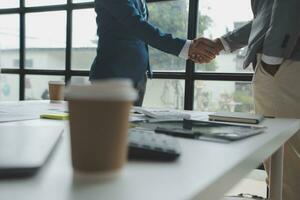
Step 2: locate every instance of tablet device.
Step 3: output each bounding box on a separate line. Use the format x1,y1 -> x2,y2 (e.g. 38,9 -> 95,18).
138,120 -> 266,142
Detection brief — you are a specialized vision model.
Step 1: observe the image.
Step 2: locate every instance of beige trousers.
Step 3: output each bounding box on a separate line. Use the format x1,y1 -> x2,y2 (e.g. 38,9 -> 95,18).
252,57 -> 300,200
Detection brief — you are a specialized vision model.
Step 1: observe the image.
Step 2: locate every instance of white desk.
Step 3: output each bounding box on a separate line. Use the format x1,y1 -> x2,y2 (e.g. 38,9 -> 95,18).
0,102 -> 299,200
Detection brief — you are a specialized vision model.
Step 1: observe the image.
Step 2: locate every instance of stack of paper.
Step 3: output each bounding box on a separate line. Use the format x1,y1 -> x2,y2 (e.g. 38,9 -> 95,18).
132,107 -> 191,120
0,101 -> 68,123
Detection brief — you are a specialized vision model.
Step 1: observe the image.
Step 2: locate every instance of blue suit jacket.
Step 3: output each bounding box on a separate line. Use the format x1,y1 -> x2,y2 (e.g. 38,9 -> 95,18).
89,0 -> 186,84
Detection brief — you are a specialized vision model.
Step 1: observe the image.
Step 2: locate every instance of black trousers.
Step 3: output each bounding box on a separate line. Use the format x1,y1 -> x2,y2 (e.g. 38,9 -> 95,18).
133,75 -> 147,107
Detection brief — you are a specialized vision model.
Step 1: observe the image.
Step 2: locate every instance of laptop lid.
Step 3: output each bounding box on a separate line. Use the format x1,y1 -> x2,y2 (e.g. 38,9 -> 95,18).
0,126 -> 63,177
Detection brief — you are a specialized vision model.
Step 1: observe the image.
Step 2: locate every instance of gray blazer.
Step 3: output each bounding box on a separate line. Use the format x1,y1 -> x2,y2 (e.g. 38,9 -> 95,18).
222,0 -> 300,68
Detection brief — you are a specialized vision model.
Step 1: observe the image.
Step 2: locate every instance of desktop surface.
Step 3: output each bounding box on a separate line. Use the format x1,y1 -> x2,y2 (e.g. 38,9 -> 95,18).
0,116 -> 299,200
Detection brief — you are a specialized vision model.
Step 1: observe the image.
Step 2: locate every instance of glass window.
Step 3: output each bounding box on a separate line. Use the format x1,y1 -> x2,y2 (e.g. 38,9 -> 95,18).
0,0 -> 19,9
13,59 -> 34,68
143,79 -> 184,109
25,0 -> 66,7
196,0 -> 253,73
147,0 -> 189,71
194,81 -> 254,113
0,14 -> 19,69
69,76 -> 90,85
26,11 -> 66,69
25,75 -> 64,100
72,9 -> 97,70
0,74 -> 19,101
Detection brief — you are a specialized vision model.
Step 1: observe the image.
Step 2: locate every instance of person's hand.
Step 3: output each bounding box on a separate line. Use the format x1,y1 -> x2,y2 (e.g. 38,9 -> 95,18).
188,37 -> 217,63
189,37 -> 224,64
261,60 -> 281,76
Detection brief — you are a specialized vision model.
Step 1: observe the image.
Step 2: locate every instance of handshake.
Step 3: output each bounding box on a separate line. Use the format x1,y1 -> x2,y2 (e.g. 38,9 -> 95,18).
188,37 -> 224,64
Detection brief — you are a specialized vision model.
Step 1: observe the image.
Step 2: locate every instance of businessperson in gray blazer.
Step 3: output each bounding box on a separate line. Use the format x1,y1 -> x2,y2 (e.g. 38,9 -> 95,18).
217,0 -> 300,199
220,0 -> 300,69
90,0 -> 186,106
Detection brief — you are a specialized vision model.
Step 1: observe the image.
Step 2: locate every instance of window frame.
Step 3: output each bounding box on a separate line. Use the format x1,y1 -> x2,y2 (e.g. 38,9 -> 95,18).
0,0 -> 253,110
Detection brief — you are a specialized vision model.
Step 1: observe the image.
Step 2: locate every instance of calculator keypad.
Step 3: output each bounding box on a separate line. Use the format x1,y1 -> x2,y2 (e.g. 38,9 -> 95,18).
128,128 -> 181,161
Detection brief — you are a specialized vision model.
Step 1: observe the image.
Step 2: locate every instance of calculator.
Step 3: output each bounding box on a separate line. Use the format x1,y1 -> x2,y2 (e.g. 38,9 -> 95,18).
128,128 -> 181,161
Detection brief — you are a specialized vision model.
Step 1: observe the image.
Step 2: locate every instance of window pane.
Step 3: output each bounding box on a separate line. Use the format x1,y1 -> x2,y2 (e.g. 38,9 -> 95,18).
26,11 -> 66,69
73,0 -> 93,3
25,75 -> 64,100
196,0 -> 253,73
69,76 -> 90,85
143,79 -> 184,109
0,74 -> 19,101
0,0 -> 19,9
194,81 -> 254,113
147,0 -> 188,71
0,14 -> 19,69
25,0 -> 66,7
72,9 -> 97,70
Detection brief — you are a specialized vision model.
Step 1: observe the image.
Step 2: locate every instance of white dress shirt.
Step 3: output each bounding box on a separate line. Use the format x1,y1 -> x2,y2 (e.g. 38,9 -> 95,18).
178,40 -> 192,59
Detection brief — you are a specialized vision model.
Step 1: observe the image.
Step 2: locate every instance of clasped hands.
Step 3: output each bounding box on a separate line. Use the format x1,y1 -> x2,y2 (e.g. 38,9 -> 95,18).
188,37 -> 224,64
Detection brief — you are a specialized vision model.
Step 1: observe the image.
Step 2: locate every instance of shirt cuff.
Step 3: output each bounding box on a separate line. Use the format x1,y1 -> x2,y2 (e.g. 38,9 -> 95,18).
261,54 -> 283,65
178,40 -> 192,60
219,37 -> 231,53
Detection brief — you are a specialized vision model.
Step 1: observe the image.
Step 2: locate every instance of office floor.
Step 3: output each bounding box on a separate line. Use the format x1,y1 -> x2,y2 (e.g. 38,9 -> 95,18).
226,169 -> 267,198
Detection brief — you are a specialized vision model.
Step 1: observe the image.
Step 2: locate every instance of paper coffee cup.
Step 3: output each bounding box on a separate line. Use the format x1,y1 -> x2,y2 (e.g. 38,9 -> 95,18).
49,81 -> 65,103
65,79 -> 137,178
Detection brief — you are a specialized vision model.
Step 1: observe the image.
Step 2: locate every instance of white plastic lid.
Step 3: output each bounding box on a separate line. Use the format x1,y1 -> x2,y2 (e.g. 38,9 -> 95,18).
49,81 -> 65,85
64,79 -> 138,101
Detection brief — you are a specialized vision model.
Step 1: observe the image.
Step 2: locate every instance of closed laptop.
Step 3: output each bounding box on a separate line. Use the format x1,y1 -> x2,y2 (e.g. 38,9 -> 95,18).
0,126 -> 63,177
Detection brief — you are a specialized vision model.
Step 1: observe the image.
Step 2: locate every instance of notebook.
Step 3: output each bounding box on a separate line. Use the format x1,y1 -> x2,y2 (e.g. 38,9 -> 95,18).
208,111 -> 264,124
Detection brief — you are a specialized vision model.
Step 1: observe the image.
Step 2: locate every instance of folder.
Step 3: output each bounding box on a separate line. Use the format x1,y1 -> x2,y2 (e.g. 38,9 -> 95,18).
208,111 -> 264,124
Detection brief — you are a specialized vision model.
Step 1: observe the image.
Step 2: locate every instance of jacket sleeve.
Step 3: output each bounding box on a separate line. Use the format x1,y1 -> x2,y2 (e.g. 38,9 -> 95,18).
95,0 -> 186,56
262,0 -> 300,58
221,21 -> 252,52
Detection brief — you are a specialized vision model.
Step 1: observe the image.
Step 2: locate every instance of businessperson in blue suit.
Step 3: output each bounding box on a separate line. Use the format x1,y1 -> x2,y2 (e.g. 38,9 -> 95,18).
90,0 -> 218,106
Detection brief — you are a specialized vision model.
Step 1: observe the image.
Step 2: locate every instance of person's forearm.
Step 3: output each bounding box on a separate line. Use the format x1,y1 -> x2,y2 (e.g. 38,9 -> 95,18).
221,21 -> 252,52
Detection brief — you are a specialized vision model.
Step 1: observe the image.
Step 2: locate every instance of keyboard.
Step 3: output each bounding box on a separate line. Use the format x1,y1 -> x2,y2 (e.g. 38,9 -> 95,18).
128,128 -> 181,161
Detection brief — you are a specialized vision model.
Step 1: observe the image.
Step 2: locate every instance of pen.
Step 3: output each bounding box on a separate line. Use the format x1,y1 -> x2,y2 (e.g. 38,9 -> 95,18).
155,127 -> 198,139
